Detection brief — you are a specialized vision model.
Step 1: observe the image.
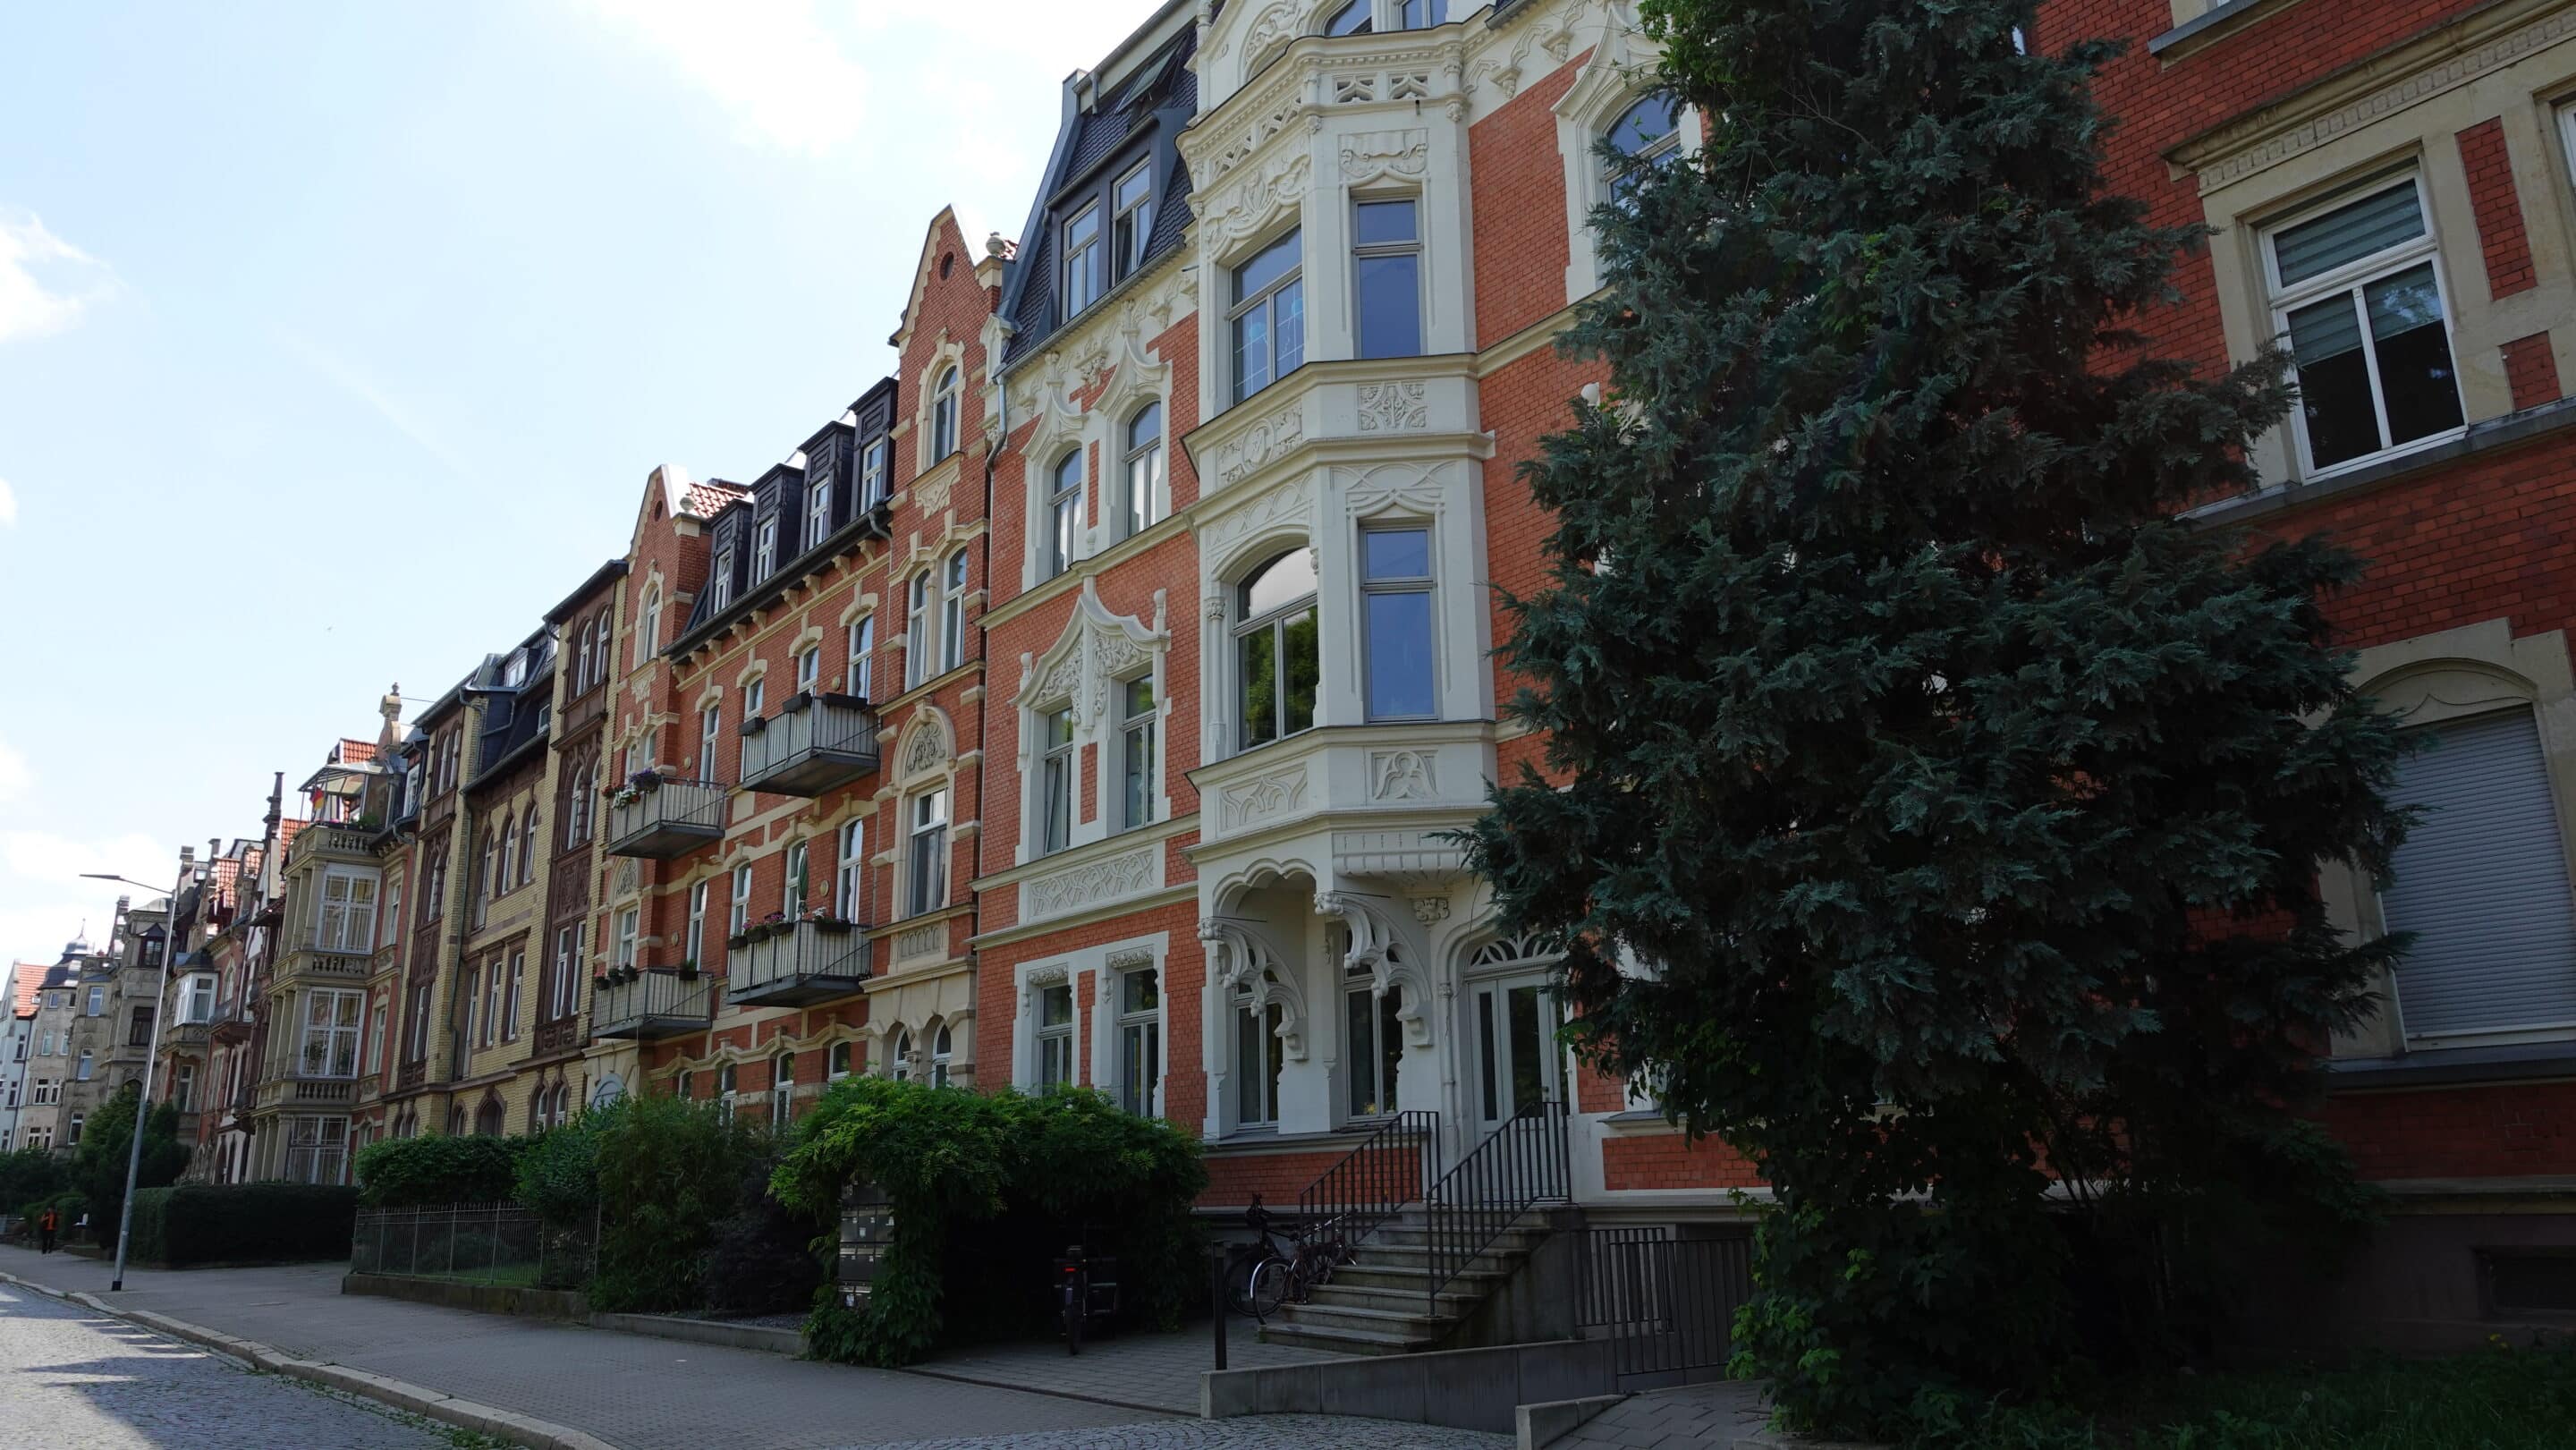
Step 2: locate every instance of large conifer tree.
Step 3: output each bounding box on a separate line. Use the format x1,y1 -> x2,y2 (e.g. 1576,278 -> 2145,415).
1468,0 -> 2411,1430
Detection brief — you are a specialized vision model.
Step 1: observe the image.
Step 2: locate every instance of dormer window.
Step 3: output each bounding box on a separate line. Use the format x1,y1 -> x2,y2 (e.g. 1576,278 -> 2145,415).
1063,202 -> 1104,318
862,437 -> 890,505
711,552 -> 735,610
502,650 -> 529,687
753,518 -> 778,581
808,473 -> 834,549
1324,0 -> 1371,35
1113,163 -> 1154,283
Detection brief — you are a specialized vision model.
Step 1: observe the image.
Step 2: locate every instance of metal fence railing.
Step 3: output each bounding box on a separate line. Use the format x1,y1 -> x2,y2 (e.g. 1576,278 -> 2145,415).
349,1202 -> 595,1291
1576,1226 -> 1756,1388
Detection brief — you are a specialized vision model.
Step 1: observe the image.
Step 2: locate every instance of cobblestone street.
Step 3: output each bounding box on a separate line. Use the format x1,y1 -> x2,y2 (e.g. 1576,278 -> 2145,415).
0,1283 -> 462,1449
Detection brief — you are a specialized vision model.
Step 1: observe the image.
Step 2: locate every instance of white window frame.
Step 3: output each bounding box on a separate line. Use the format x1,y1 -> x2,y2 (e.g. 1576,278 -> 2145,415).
712,548 -> 736,609
835,818 -> 866,920
846,615 -> 875,700
2262,171 -> 2467,480
930,1023 -> 953,1088
1038,705 -> 1077,855
1120,676 -> 1158,831
797,646 -> 820,694
701,701 -> 722,781
905,572 -> 932,689
1116,964 -> 1160,1115
940,549 -> 969,673
861,437 -> 890,505
784,840 -> 810,916
686,882 -> 708,971
729,863 -> 753,936
1046,451 -> 1083,579
1063,200 -> 1104,318
1121,402 -> 1164,540
317,867 -> 380,954
930,366 -> 961,462
753,518 -> 778,581
181,972 -> 217,1025
908,787 -> 950,918
808,473 -> 834,550
637,586 -> 661,664
301,988 -> 364,1079
891,1028 -> 914,1082
770,1050 -> 794,1127
1113,161 -> 1154,282
1037,983 -> 1076,1090
614,907 -> 640,971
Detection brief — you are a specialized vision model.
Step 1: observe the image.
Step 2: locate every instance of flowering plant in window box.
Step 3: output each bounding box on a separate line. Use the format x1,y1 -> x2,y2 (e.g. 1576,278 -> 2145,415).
809,913 -> 855,936
627,769 -> 664,793
676,960 -> 700,982
607,784 -> 642,809
726,931 -> 753,950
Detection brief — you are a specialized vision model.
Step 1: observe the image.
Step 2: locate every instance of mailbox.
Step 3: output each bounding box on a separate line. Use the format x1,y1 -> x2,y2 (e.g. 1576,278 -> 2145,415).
837,1178 -> 894,1310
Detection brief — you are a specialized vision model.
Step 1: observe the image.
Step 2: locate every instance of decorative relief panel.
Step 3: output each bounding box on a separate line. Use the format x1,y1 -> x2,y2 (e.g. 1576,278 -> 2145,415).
1208,149 -> 1312,251
1221,766 -> 1311,832
1339,128 -> 1429,187
894,921 -> 946,962
1213,406 -> 1307,487
1204,475 -> 1315,557
1369,749 -> 1439,801
1026,845 -> 1159,921
1356,381 -> 1429,433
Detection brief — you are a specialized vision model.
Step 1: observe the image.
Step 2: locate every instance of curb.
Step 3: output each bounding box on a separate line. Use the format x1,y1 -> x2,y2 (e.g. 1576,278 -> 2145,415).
1,1270 -> 620,1450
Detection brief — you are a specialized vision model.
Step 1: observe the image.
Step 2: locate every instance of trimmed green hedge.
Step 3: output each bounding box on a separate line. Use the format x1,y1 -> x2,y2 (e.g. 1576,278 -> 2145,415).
354,1135 -> 530,1207
127,1184 -> 360,1266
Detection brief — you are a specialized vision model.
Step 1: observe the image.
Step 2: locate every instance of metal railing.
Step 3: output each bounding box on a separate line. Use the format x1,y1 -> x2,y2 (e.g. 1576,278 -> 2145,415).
1298,1109 -> 1437,1252
589,970 -> 716,1039
350,1202 -> 595,1291
602,778 -> 728,858
1575,1226 -> 1755,1387
738,693 -> 880,794
1422,1098 -> 1569,1311
729,920 -> 871,1005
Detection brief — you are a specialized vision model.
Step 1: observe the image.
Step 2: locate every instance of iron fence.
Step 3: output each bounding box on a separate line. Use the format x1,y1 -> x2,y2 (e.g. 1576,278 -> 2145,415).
349,1201 -> 594,1291
1423,1098 -> 1569,1310
1576,1226 -> 1755,1387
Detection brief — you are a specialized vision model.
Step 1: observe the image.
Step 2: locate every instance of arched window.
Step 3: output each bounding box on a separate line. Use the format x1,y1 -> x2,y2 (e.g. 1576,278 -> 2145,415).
475,1098 -> 504,1137
1234,548 -> 1320,750
931,1024 -> 953,1089
770,1051 -> 794,1127
930,366 -> 961,462
1323,0 -> 1372,36
940,548 -> 970,672
1046,451 -> 1083,579
1122,403 -> 1163,540
905,571 -> 933,689
519,811 -> 539,886
1607,95 -> 1682,173
891,1029 -> 914,1083
637,585 -> 661,662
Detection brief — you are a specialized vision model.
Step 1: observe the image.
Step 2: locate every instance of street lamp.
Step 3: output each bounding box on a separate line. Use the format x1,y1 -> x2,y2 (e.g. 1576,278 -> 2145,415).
81,863 -> 199,1293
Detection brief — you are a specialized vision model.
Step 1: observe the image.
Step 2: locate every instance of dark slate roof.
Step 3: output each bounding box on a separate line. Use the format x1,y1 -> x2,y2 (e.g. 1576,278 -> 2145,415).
998,26 -> 1199,373
470,628 -> 558,787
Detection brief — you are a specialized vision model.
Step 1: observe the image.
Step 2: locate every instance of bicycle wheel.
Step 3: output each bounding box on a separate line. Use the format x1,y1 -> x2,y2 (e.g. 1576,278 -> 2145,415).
1247,1257 -> 1292,1321
1227,1258 -> 1267,1317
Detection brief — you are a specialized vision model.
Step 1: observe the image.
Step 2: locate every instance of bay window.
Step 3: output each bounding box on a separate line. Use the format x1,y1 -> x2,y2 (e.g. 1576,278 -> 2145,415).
2266,173 -> 2464,475
1235,547 -> 1320,750
317,868 -> 378,954
1360,526 -> 1436,719
301,988 -> 364,1078
1352,198 -> 1422,360
1229,229 -> 1305,402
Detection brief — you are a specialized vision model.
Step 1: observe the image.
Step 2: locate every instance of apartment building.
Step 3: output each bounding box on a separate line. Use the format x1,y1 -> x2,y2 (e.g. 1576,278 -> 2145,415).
1,964 -> 39,1152
157,837 -> 262,1161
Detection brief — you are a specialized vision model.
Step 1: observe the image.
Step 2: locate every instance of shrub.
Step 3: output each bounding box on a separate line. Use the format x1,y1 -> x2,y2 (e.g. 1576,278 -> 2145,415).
513,1118 -> 604,1228
703,1147 -> 824,1317
126,1183 -> 359,1266
774,1079 -> 1206,1366
585,1094 -> 774,1313
356,1134 -> 530,1207
72,1092 -> 189,1249
0,1146 -> 69,1217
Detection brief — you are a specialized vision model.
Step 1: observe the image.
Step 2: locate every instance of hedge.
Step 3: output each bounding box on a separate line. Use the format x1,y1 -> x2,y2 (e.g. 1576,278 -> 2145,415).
354,1134 -> 530,1208
127,1183 -> 360,1266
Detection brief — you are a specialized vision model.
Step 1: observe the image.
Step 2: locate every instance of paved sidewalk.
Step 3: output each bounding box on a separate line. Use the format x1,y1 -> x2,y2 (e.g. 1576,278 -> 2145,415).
1554,1379 -> 1771,1450
909,1324 -> 1336,1414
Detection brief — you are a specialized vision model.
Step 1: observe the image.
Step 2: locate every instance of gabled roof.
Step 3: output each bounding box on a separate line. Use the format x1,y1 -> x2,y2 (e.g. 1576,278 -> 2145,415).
10,963 -> 44,1019
683,480 -> 750,520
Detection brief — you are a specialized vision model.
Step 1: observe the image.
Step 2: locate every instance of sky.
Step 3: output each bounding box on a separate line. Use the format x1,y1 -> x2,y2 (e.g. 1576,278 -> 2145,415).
0,0 -> 1165,966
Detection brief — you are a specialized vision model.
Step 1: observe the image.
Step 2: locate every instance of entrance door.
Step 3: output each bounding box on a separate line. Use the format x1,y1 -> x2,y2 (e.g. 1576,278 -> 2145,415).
1471,973 -> 1563,1139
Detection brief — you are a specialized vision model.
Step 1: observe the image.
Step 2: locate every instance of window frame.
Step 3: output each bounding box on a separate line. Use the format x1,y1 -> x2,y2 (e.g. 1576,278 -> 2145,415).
930,366 -> 961,462
701,700 -> 722,782
711,549 -> 735,610
905,571 -> 932,689
752,516 -> 778,581
846,615 -> 875,700
686,882 -> 708,971
729,863 -> 753,936
1122,402 -> 1164,541
1037,982 -> 1076,1090
1233,547 -> 1322,751
1038,705 -> 1078,855
1121,675 -> 1158,830
1062,200 -> 1105,318
1112,161 -> 1154,283
908,787 -> 951,918
1046,450 -> 1083,579
940,549 -> 969,673
796,645 -> 821,694
861,437 -> 890,505
1116,964 -> 1161,1115
2260,171 -> 2467,479
807,473 -> 834,550
1352,194 -> 1425,360
1359,523 -> 1438,721
1228,228 -> 1306,403
835,818 -> 866,920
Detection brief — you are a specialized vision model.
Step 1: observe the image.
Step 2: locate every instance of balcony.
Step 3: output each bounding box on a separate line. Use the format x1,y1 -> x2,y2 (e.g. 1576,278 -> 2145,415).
739,693 -> 880,796
603,778 -> 728,859
253,1075 -> 359,1114
590,970 -> 715,1040
271,943 -> 375,990
728,920 -> 872,1008
288,824 -> 377,869
165,1021 -> 212,1051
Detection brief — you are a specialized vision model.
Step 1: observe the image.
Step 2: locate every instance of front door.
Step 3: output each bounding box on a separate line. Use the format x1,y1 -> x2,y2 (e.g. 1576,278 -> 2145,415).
1470,972 -> 1563,1140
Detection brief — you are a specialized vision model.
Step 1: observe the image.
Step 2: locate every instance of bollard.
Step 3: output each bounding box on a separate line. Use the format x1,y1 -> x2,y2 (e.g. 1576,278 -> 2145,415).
1210,1248 -> 1228,1370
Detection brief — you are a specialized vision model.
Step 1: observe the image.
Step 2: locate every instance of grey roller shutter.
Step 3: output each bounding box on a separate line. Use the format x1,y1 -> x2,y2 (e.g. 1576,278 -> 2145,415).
2381,708 -> 2576,1041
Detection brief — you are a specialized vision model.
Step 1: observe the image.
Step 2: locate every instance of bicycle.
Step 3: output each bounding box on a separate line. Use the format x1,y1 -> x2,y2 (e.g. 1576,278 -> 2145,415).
1234,1215 -> 1357,1323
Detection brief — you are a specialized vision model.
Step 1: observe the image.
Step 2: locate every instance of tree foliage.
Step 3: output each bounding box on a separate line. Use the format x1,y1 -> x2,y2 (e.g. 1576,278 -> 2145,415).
1463,0 -> 2409,1432
73,1089 -> 188,1247
584,1093 -> 778,1313
355,1132 -> 530,1208
773,1080 -> 1208,1367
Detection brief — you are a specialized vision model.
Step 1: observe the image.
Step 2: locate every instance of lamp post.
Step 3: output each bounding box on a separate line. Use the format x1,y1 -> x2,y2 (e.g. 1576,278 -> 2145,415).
82,862 -> 198,1293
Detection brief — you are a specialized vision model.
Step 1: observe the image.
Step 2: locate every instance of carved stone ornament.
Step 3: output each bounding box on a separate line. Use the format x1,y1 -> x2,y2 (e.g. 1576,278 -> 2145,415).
1338,128 -> 1429,186
1220,766 -> 1309,830
1409,895 -> 1452,926
900,719 -> 952,779
1356,380 -> 1429,434
1209,148 -> 1311,250
1027,847 -> 1158,920
1370,748 -> 1438,801
1214,405 -> 1306,487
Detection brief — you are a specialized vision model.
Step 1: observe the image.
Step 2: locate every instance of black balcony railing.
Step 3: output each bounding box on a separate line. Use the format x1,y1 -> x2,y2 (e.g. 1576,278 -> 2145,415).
738,694 -> 880,796
589,970 -> 715,1040
602,779 -> 727,859
1298,1109 -> 1437,1252
727,920 -> 872,1008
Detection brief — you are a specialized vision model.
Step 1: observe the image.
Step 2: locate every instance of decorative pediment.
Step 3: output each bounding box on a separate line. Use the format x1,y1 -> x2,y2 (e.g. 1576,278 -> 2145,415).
1014,581 -> 1167,725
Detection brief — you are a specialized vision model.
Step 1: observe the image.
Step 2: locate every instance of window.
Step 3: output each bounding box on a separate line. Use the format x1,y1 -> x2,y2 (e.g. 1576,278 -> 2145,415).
181,972 -> 217,1025
1396,0 -> 1445,24
730,863 -> 753,936
126,1005 -> 153,1047
717,1063 -> 739,1123
384,878 -> 403,947
930,1023 -> 953,1088
1353,198 -> 1422,359
504,950 -> 523,1040
173,1062 -> 197,1113
1039,707 -> 1077,854
75,1049 -> 92,1081
477,830 -> 499,923
909,789 -> 950,917
405,982 -> 433,1063
1344,962 -> 1402,1117
1324,0 -> 1372,35
497,815 -> 518,898
891,1028 -> 914,1082
1233,986 -> 1285,1127
796,646 -> 820,694
1037,984 -> 1075,1089
784,840 -> 810,916
1046,451 -> 1083,579
743,681 -> 766,751
701,701 -> 722,781
678,1070 -> 695,1100
301,989 -> 364,1078
1121,677 -> 1157,830
930,366 -> 961,462
829,1041 -> 854,1080
483,959 -> 505,1047
1118,966 -> 1160,1115
286,1116 -> 350,1184
941,549 -> 969,672
1607,94 -> 1681,168
846,616 -> 875,700
1122,403 -> 1163,540
906,572 -> 932,688
1360,526 -> 1436,719
1235,548 -> 1321,749
614,907 -> 640,971
638,585 -> 662,661
2266,174 -> 2463,474
1113,162 -> 1154,282
87,986 -> 104,1015
712,549 -> 737,609
861,437 -> 889,505
67,1113 -> 84,1147
835,819 -> 866,920
1229,230 -> 1305,402
1063,201 -> 1104,318
519,811 -> 538,886
770,1051 -> 794,1127
808,472 -> 834,549
550,925 -> 581,1020
686,882 -> 708,971
753,518 -> 778,581
2378,708 -> 2576,1041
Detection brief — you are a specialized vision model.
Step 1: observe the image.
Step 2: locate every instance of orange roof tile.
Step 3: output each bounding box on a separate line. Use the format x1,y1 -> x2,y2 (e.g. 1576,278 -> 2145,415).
336,738 -> 380,765
682,481 -> 749,520
10,962 -> 44,1019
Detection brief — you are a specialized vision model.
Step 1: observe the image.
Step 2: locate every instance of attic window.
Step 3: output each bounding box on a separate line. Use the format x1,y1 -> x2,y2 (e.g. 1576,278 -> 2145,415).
940,251 -> 955,279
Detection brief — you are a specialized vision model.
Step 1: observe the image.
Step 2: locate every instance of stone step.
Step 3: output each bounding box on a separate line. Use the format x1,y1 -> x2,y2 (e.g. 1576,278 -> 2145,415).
1255,1319 -> 1445,1356
1343,1242 -> 1527,1276
1278,1297 -> 1460,1335
1362,1225 -> 1549,1252
1303,1280 -> 1481,1315
1326,1262 -> 1511,1293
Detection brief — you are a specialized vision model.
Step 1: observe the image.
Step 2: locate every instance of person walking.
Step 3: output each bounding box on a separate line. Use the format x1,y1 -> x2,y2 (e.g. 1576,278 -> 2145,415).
37,1208 -> 56,1254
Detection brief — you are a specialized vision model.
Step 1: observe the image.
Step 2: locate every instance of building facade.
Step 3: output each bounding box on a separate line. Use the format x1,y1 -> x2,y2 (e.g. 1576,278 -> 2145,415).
1,964 -> 39,1153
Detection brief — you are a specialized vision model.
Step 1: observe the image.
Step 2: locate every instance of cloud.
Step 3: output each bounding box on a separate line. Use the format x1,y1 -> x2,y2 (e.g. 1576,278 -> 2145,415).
572,0 -> 873,155
0,739 -> 26,802
274,330 -> 468,475
0,475 -> 14,527
0,211 -> 116,344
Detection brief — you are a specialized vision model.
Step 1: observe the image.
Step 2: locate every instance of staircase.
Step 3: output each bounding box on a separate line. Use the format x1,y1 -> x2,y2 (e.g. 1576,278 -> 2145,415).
1258,1101 -> 1572,1357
